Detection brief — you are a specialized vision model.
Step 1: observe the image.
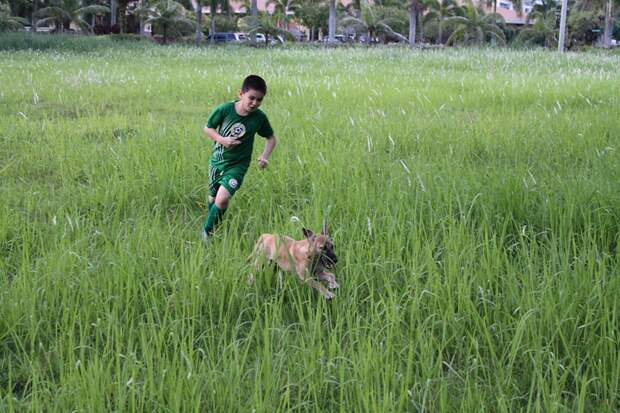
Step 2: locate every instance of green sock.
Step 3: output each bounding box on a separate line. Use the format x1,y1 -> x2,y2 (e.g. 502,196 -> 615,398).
208,200 -> 214,212
204,206 -> 225,235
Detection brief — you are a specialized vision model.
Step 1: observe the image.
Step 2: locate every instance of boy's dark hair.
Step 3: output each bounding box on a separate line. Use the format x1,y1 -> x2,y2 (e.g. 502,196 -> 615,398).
242,75 -> 267,94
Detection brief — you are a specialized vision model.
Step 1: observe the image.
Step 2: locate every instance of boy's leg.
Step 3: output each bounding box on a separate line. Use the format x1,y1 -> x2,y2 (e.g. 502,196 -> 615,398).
203,166 -> 245,236
204,186 -> 231,235
204,165 -> 221,232
207,164 -> 220,212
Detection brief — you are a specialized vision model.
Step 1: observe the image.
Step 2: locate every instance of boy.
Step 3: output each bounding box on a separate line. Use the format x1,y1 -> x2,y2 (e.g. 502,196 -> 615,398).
202,75 -> 277,240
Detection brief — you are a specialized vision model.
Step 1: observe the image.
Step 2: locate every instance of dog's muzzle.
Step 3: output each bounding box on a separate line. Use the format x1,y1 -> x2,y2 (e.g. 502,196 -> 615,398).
320,252 -> 338,269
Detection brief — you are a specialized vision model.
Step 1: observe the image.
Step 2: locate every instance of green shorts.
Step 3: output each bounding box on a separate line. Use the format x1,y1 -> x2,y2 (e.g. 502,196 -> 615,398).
208,164 -> 246,198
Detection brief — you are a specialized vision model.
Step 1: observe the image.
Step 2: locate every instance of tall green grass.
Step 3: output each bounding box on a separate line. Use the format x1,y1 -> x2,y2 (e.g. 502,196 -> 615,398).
0,32 -> 157,52
1,42 -> 619,411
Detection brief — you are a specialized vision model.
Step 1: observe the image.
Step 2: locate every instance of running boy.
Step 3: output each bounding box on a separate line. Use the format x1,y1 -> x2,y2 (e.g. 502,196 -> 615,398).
202,75 -> 277,239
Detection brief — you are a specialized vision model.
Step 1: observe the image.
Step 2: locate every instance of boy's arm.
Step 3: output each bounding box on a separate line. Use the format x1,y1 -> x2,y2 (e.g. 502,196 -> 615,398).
257,135 -> 277,169
203,127 -> 241,149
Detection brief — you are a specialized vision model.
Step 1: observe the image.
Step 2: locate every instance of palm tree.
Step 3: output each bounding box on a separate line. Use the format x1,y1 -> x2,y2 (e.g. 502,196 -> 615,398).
233,0 -> 252,15
28,0 -> 45,33
207,0 -> 216,39
296,0 -> 328,41
194,0 -> 203,44
485,0 -> 523,16
341,2 -> 407,43
146,0 -> 195,43
602,0 -> 615,48
0,3 -> 29,31
446,1 -> 505,45
239,13 -> 293,43
571,0 -> 616,48
206,0 -> 229,40
250,0 -> 257,42
130,0 -> 151,35
408,0 -> 418,44
37,0 -> 109,32
425,0 -> 460,44
116,0 -> 132,31
518,8 -> 557,46
267,0 -> 297,29
530,0 -> 558,15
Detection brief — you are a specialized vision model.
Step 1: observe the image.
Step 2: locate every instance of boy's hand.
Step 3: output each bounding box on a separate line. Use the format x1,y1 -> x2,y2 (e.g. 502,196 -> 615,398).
219,137 -> 241,149
257,156 -> 269,169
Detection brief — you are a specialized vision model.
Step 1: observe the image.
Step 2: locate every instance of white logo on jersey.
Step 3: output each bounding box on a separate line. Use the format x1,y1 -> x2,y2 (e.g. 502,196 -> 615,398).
229,123 -> 246,138
228,178 -> 238,189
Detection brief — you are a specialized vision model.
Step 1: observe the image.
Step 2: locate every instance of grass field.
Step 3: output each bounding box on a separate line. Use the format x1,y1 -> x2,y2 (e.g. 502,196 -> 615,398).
1,36 -> 620,411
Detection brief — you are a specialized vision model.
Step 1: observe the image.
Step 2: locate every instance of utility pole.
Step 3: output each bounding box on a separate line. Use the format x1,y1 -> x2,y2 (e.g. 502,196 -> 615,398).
558,0 -> 568,52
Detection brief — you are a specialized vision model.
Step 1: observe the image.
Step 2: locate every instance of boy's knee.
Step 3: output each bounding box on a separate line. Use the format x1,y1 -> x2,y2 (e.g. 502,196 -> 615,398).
214,184 -> 233,209
215,198 -> 229,209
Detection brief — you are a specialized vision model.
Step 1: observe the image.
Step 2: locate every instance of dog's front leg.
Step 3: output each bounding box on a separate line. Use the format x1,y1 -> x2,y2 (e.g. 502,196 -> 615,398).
307,279 -> 334,299
296,264 -> 334,299
318,272 -> 339,290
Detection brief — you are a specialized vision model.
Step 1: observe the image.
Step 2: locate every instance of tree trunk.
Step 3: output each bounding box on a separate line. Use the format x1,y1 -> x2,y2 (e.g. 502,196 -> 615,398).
418,12 -> 424,43
284,6 -> 289,31
328,0 -> 336,42
437,19 -> 442,44
138,0 -> 146,36
110,0 -> 117,26
603,0 -> 613,48
210,1 -> 216,41
119,2 -> 127,32
32,0 -> 38,33
409,0 -> 417,45
195,0 -> 203,45
250,0 -> 257,43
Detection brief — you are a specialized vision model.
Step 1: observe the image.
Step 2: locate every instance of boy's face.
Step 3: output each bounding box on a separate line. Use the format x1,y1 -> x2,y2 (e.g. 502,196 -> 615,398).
238,88 -> 265,113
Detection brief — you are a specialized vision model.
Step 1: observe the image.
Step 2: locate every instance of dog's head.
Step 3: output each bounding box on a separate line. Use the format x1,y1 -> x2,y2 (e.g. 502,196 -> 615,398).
303,223 -> 338,269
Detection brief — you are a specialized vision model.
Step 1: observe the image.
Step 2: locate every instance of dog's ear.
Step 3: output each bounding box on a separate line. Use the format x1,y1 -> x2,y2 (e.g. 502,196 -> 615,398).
322,221 -> 329,236
302,228 -> 314,239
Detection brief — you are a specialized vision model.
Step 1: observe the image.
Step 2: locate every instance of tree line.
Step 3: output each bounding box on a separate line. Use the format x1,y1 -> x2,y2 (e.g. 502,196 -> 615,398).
1,0 -> 618,48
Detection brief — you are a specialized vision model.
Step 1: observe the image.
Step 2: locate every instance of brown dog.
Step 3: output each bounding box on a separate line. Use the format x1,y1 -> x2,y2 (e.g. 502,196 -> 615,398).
249,223 -> 339,299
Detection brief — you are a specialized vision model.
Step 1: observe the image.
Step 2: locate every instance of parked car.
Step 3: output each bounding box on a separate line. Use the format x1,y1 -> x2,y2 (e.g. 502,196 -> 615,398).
288,28 -> 306,42
246,33 -> 266,42
322,34 -> 354,43
244,33 -> 283,44
206,32 -> 245,43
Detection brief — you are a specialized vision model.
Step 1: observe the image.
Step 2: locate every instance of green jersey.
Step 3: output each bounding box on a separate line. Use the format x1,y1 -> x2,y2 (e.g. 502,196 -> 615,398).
206,101 -> 274,171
